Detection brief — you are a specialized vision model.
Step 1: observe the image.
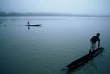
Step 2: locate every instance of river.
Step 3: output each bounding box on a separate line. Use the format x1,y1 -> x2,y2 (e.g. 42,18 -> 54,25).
0,16 -> 110,74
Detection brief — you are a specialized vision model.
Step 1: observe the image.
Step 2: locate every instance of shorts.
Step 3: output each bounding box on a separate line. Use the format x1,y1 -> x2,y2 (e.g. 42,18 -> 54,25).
90,42 -> 96,51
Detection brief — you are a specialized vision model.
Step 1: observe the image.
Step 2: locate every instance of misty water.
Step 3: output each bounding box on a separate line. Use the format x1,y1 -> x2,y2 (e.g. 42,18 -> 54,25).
0,16 -> 110,74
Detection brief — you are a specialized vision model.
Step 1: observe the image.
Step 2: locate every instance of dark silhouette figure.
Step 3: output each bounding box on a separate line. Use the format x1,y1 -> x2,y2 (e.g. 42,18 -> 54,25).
27,21 -> 30,25
89,33 -> 100,53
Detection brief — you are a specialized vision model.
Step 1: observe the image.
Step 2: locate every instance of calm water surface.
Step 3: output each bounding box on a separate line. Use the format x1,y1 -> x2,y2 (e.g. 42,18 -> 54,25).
0,16 -> 110,74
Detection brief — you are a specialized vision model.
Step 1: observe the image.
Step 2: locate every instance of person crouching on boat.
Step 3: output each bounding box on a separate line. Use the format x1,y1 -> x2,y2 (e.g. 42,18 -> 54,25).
89,33 -> 100,53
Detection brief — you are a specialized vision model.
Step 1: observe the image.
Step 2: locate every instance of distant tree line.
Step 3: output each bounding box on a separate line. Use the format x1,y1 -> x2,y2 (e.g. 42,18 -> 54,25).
0,11 -> 110,17
0,12 -> 74,16
0,12 -> 7,16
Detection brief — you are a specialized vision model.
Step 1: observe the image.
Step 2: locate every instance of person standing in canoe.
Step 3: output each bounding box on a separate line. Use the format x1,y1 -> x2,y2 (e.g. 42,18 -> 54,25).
89,33 -> 100,53
27,21 -> 30,25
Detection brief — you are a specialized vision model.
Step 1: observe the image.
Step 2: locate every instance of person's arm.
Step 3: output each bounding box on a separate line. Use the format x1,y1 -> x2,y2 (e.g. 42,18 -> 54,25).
98,39 -> 100,48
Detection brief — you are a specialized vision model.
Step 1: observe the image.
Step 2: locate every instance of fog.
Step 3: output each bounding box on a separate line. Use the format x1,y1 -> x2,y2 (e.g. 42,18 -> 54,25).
0,0 -> 110,15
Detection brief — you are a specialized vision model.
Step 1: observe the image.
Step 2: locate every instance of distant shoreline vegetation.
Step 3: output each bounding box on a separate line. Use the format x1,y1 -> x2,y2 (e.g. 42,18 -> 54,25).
0,12 -> 110,17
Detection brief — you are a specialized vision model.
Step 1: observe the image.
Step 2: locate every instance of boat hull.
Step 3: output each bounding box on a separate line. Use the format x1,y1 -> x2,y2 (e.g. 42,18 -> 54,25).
66,47 -> 104,70
25,24 -> 41,26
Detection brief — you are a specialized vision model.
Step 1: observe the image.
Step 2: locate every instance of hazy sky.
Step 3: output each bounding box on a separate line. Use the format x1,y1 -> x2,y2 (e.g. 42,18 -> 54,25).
0,0 -> 110,15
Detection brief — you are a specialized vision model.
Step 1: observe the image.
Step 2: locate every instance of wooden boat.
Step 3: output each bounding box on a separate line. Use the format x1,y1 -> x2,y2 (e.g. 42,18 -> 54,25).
61,47 -> 104,71
25,24 -> 41,26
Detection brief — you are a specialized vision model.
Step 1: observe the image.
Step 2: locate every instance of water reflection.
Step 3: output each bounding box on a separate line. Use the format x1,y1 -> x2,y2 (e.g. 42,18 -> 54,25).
28,26 -> 30,31
0,21 -> 2,24
4,24 -> 6,27
27,25 -> 41,31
